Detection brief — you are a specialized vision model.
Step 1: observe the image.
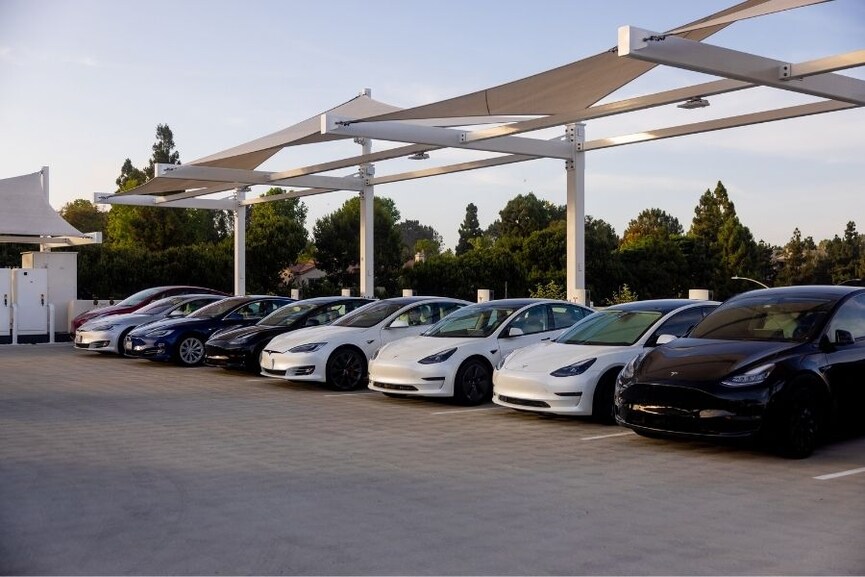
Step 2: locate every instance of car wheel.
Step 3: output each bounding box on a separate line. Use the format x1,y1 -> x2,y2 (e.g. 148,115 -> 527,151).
326,347 -> 367,391
591,371 -> 619,425
777,387 -> 821,459
176,335 -> 205,366
453,358 -> 492,406
117,328 -> 134,357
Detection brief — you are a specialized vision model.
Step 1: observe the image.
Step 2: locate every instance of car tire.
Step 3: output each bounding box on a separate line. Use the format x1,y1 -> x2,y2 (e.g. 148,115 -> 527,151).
453,358 -> 492,406
591,370 -> 619,425
326,346 -> 367,391
176,335 -> 206,367
777,386 -> 822,459
117,328 -> 134,357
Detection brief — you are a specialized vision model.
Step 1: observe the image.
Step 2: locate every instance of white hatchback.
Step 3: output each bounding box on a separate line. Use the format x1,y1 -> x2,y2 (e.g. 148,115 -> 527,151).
259,296 -> 470,390
368,299 -> 593,405
493,299 -> 719,421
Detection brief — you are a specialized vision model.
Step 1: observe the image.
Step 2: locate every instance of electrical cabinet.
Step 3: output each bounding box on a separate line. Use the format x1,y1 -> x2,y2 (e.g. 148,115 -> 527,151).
21,251 -> 77,333
11,268 -> 48,334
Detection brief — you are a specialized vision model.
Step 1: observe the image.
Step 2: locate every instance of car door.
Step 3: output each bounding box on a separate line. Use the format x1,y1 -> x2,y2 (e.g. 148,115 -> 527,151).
497,304 -> 559,360
821,293 -> 865,413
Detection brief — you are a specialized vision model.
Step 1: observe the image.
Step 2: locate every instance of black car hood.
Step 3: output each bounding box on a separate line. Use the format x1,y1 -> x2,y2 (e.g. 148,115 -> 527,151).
640,338 -> 800,382
212,324 -> 287,342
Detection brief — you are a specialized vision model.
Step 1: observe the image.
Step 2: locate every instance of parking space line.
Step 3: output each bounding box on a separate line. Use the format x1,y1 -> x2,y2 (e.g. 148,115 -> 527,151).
581,431 -> 635,441
813,466 -> 865,481
431,407 -> 505,415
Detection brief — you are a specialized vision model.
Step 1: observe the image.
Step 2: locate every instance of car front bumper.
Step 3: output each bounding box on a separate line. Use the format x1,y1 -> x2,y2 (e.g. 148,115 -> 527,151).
615,381 -> 771,438
258,349 -> 326,382
124,335 -> 174,361
368,359 -> 453,397
492,368 -> 595,416
74,329 -> 120,353
205,343 -> 254,370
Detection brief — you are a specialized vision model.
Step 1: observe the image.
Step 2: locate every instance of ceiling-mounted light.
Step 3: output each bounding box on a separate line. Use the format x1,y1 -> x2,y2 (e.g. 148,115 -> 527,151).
408,152 -> 430,160
678,97 -> 710,110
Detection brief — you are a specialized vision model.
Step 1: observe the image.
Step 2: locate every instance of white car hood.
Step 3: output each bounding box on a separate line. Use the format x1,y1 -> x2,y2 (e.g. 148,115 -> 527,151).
377,335 -> 484,361
80,312 -> 155,329
264,324 -> 365,353
501,341 -> 638,372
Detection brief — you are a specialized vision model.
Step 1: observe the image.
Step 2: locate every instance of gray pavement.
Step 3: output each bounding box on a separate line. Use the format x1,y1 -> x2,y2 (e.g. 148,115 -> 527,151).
1,343 -> 864,575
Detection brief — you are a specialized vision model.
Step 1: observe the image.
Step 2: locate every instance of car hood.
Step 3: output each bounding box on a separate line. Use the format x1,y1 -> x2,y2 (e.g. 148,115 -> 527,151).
211,324 -> 288,343
264,324 -> 363,352
376,335 -> 484,361
81,312 -> 157,329
130,316 -> 212,334
78,304 -> 135,321
501,341 -> 637,372
639,337 -> 801,382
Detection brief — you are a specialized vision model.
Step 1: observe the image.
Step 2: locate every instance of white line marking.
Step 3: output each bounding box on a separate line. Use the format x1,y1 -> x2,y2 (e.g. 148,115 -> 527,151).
814,466 -> 865,481
581,431 -> 635,441
431,407 -> 504,415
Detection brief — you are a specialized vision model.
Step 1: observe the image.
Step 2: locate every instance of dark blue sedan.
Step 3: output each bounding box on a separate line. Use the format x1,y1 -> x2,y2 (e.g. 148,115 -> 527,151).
124,295 -> 294,366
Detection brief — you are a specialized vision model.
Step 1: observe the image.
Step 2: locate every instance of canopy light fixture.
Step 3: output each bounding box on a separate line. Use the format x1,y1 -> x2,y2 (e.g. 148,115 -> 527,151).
678,97 -> 710,110
407,152 -> 430,160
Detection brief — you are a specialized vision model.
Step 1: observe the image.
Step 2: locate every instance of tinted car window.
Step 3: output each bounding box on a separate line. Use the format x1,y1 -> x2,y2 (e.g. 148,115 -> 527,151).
649,306 -> 715,343
691,297 -> 834,342
508,305 -> 548,335
550,303 -> 591,329
826,293 -> 865,343
557,310 -> 662,346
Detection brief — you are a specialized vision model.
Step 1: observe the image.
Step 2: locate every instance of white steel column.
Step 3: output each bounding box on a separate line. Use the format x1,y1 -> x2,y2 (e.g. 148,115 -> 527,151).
566,123 -> 588,305
234,186 -> 248,296
358,89 -> 375,298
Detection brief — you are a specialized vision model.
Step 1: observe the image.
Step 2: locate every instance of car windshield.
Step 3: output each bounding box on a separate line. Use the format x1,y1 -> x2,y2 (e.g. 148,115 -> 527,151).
332,301 -> 404,328
259,302 -> 320,327
556,310 -> 663,346
116,287 -> 165,307
188,298 -> 245,319
136,296 -> 190,315
690,297 -> 834,342
425,304 -> 519,338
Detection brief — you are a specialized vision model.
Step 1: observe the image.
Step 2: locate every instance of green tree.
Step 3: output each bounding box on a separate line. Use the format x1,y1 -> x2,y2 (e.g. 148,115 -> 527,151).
396,219 -> 442,261
145,123 -> 181,179
313,196 -> 403,293
585,216 -> 623,304
59,199 -> 108,235
245,188 -> 309,294
456,203 -> 483,255
777,228 -> 819,285
621,208 -> 683,248
496,192 -> 559,240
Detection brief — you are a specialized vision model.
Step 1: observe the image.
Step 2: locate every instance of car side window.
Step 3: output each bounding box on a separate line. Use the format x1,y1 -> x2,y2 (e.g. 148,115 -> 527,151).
649,307 -> 707,344
826,294 -> 865,343
550,304 -> 590,329
509,305 -> 548,335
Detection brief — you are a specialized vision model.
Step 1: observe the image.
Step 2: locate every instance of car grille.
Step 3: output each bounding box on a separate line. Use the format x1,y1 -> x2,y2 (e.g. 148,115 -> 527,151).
497,395 -> 551,408
371,381 -> 418,391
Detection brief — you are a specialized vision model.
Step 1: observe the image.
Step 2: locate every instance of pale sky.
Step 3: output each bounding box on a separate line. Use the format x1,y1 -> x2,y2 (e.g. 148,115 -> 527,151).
1,0 -> 863,251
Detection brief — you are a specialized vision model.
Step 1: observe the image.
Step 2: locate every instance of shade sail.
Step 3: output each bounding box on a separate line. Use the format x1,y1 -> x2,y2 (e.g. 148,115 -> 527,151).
0,170 -> 88,240
364,0 -> 822,122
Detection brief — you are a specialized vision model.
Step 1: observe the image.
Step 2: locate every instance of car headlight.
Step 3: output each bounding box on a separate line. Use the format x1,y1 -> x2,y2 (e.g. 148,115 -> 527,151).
721,363 -> 775,387
419,347 -> 457,364
618,352 -> 645,383
89,323 -> 115,332
146,329 -> 174,337
289,342 -> 327,353
550,357 -> 596,377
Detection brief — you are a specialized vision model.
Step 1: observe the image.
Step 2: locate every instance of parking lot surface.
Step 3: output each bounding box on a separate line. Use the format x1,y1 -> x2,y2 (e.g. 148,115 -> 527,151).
1,343 -> 864,575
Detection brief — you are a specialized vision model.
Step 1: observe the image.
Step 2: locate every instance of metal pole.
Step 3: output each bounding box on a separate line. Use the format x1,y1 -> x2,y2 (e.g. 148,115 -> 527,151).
358,88 -> 375,298
234,187 -> 248,296
566,123 -> 587,305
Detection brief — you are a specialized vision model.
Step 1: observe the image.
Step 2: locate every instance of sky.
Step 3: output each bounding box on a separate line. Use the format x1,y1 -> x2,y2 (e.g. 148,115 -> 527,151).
1,0 -> 863,252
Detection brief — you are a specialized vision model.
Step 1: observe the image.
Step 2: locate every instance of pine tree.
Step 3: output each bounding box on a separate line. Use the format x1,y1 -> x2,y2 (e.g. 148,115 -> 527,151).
456,203 -> 482,255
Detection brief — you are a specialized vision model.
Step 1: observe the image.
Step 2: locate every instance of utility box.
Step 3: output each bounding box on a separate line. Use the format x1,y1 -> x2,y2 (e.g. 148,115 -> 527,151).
0,268 -> 10,337
477,289 -> 494,303
12,268 -> 48,334
21,251 -> 77,333
688,289 -> 714,300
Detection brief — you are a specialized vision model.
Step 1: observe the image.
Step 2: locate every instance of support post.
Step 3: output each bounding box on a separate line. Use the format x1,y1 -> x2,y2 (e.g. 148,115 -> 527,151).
234,187 -> 248,296
566,123 -> 588,305
358,89 -> 375,298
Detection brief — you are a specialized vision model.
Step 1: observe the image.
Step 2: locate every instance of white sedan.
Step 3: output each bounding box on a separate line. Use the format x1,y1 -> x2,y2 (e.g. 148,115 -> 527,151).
73,294 -> 225,356
493,299 -> 719,421
259,296 -> 470,390
368,299 -> 593,405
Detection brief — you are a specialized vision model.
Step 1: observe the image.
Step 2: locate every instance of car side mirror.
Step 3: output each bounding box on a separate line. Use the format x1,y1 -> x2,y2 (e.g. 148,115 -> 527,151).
505,326 -> 524,337
389,319 -> 409,328
835,329 -> 855,346
655,334 -> 677,346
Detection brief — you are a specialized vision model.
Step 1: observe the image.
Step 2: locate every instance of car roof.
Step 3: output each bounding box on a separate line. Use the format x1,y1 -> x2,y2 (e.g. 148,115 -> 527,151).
728,285 -> 865,301
464,298 -> 575,310
606,299 -> 719,314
